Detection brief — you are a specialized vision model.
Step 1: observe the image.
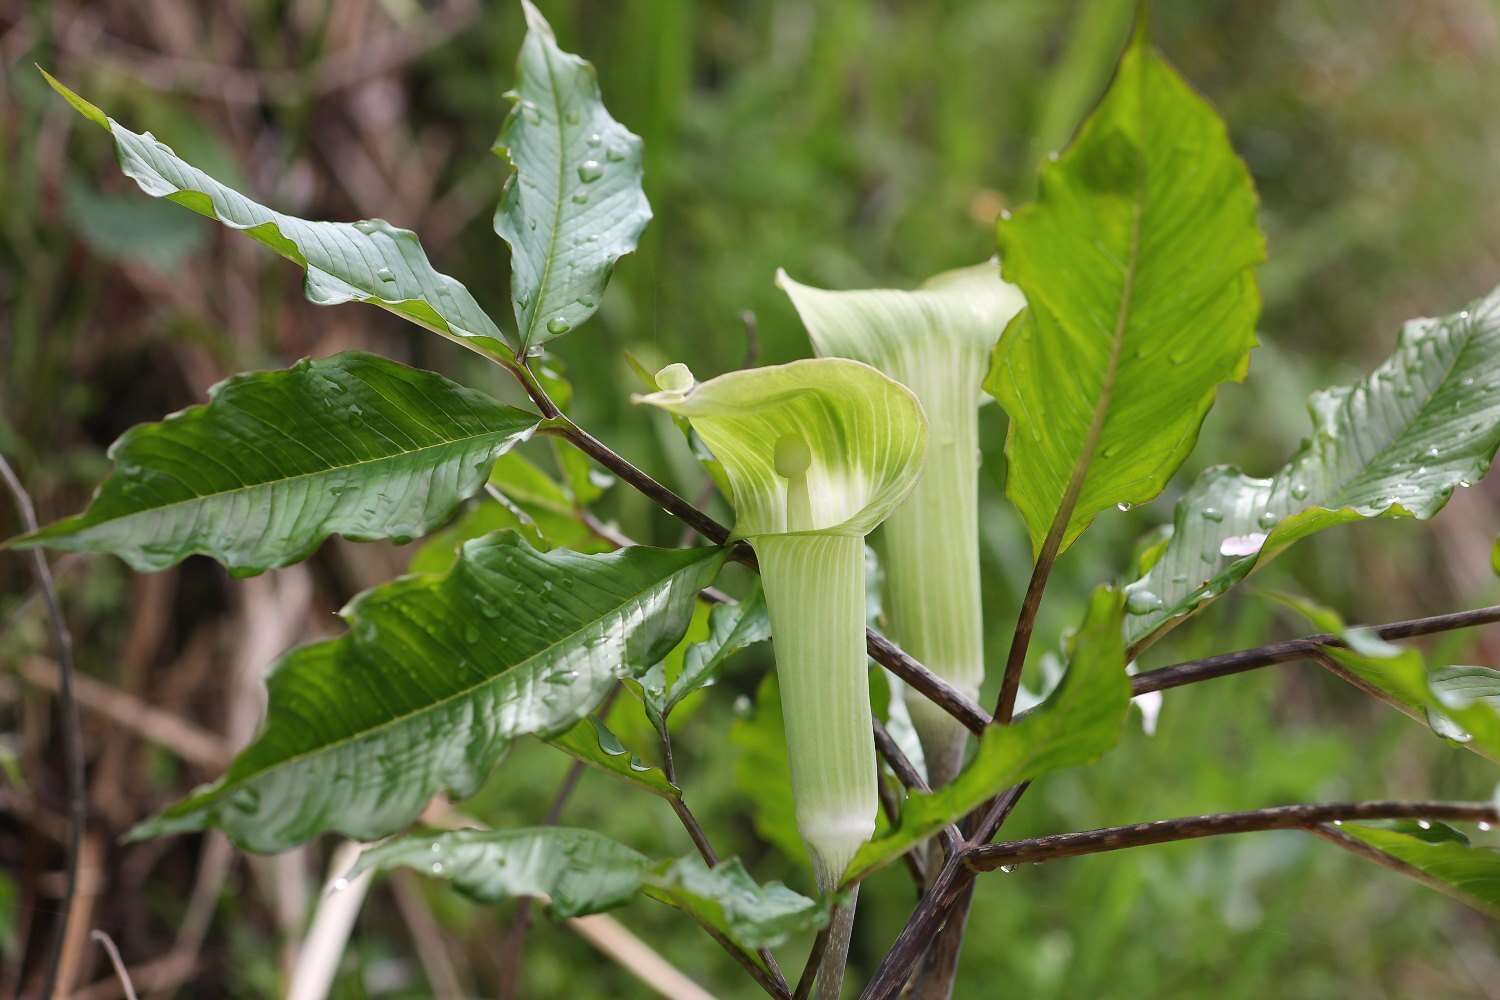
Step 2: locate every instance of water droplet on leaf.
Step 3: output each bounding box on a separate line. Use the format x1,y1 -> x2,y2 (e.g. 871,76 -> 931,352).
1125,590 -> 1164,615
547,316 -> 570,334
577,160 -> 604,183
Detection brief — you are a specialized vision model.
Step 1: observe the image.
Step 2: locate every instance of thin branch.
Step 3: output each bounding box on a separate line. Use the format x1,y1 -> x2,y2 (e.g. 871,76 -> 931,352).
1129,604 -> 1500,696
89,931 -> 139,1000
1,452 -> 84,1000
965,800 -> 1499,871
793,923 -> 832,1000
859,854 -> 973,1000
872,720 -> 960,857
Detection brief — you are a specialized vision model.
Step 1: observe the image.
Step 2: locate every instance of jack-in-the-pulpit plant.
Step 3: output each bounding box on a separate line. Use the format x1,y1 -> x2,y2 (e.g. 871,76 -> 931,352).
640,358 -> 927,996
11,3 -> 1500,999
779,263 -> 1025,786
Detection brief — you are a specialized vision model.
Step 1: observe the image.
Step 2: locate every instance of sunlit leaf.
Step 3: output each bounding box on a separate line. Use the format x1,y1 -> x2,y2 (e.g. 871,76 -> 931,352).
986,28 -> 1264,555
638,586 -> 771,730
495,0 -> 651,352
1127,288 -> 1500,649
6,353 -> 537,575
845,587 -> 1128,883
42,70 -> 512,360
130,534 -> 724,850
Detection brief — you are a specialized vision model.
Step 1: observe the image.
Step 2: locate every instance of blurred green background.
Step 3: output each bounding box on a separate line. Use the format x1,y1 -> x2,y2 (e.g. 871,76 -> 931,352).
4,0 -> 1500,996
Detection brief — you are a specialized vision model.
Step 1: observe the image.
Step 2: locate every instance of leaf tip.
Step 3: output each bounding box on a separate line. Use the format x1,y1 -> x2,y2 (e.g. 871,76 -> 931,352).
518,0 -> 554,37
36,66 -> 110,130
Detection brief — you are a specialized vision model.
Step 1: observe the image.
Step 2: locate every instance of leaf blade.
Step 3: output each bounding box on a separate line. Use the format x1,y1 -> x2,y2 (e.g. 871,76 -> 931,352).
1126,288 -> 1500,648
642,856 -> 827,952
544,716 -> 680,798
495,0 -> 651,351
844,587 -> 1129,882
7,353 -> 537,575
987,33 -> 1264,554
43,72 -> 511,359
130,534 -> 724,850
353,827 -> 650,919
1338,822 -> 1500,917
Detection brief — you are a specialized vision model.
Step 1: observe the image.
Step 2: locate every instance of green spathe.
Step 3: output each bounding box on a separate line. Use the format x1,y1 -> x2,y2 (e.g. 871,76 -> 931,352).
780,260 -> 1025,783
639,358 -> 926,998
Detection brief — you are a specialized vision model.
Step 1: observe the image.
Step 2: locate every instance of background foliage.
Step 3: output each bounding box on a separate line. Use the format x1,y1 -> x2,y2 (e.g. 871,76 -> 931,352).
3,1 -> 1500,996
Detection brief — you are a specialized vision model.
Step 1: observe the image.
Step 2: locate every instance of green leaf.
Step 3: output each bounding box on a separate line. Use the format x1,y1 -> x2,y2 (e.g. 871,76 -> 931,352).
639,585 -> 771,726
130,534 -> 724,850
729,672 -> 809,870
352,827 -> 650,919
6,353 -> 537,575
636,358 -> 928,540
845,587 -> 1129,883
1338,822 -> 1500,917
495,0 -> 651,351
41,70 -> 512,360
544,716 -> 680,798
1126,288 -> 1500,648
986,31 -> 1264,555
642,856 -> 827,952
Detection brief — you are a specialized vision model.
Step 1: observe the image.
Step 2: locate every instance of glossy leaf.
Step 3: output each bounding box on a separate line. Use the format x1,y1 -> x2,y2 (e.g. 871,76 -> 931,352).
642,856 -> 827,952
636,358 -> 928,540
42,71 -> 511,360
1126,287 -> 1500,648
6,353 -> 537,575
352,827 -> 650,919
1339,822 -> 1500,917
130,534 -> 724,850
495,0 -> 651,352
987,29 -> 1263,555
845,587 -> 1129,883
638,585 -> 771,728
544,716 -> 680,798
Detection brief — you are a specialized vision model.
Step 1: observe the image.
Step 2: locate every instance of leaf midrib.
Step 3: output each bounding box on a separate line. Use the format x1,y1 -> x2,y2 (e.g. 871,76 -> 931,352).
179,548 -> 718,813
519,35 -> 573,352
41,426 -> 529,541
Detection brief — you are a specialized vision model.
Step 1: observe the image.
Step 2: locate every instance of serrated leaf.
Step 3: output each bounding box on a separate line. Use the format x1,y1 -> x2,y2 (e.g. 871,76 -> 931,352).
1338,822 -> 1500,916
641,856 -> 827,952
6,353 -> 537,575
544,716 -> 679,798
1126,288 -> 1500,649
352,827 -> 650,919
42,70 -> 512,360
845,587 -> 1129,883
987,30 -> 1264,556
130,533 -> 724,850
495,0 -> 651,352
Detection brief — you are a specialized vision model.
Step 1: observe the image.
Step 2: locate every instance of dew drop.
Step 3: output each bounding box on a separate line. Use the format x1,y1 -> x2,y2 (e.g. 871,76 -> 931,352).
1479,821 -> 1493,832
1425,446 -> 1440,459
605,146 -> 626,163
1291,482 -> 1309,501
548,669 -> 581,685
464,625 -> 480,644
1417,819 -> 1432,830
431,861 -> 445,874
577,160 -> 605,183
376,266 -> 395,283
1101,444 -> 1121,459
517,292 -> 530,310
576,295 -> 596,308
586,132 -> 602,146
430,841 -> 443,853
1332,820 -> 1343,827
547,316 -> 571,334
1116,501 -> 1133,512
1257,510 -> 1279,529
1458,479 -> 1473,488
999,864 -> 1016,874
572,192 -> 589,204
1125,590 -> 1164,615
565,108 -> 581,125
1201,506 -> 1224,523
